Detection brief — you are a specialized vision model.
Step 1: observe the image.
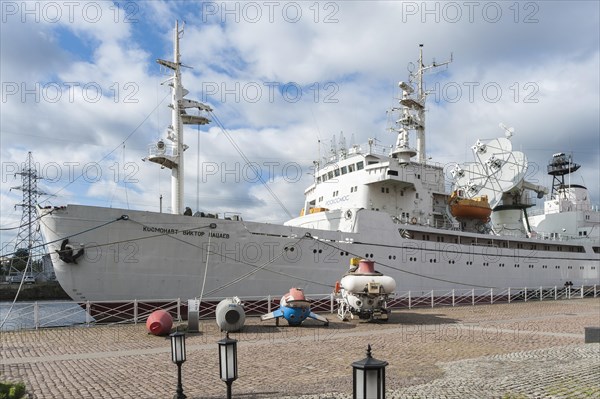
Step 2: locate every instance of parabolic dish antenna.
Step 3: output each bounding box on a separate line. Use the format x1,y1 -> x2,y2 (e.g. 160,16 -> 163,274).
451,136 -> 528,209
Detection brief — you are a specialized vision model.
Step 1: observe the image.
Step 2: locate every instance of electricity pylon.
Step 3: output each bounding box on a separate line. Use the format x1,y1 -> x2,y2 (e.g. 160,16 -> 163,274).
9,152 -> 49,275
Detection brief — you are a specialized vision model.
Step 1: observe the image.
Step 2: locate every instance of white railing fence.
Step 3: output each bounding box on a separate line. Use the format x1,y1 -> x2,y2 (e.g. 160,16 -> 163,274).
1,285 -> 597,331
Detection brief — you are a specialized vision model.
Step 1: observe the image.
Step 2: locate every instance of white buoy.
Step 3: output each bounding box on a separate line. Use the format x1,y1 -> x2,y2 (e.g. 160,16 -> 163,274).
215,297 -> 245,332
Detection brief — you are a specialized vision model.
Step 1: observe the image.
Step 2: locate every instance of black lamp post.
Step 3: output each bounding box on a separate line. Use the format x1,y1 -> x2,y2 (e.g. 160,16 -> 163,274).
218,332 -> 238,399
352,344 -> 388,399
170,332 -> 187,399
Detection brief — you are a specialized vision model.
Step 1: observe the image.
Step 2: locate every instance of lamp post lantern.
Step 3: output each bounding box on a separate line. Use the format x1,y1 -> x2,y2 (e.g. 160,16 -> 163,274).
218,332 -> 238,399
352,344 -> 388,399
170,332 -> 187,399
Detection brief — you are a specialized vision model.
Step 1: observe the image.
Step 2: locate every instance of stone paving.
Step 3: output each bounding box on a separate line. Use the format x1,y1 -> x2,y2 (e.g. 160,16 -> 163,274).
1,298 -> 599,398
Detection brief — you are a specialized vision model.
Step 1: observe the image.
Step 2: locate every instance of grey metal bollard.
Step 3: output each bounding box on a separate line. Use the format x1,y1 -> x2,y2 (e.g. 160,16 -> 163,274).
188,299 -> 200,333
584,327 -> 600,343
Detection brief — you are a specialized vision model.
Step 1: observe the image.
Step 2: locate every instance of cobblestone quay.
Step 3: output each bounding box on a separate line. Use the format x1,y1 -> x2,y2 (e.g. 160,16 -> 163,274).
1,299 -> 599,398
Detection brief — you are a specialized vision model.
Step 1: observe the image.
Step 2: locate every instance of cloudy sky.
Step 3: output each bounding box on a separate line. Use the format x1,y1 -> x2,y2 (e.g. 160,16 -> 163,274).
1,1 -> 599,248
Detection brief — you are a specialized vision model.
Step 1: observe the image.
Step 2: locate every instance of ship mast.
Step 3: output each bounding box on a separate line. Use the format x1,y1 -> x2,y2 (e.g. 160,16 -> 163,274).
146,21 -> 212,214
390,44 -> 452,164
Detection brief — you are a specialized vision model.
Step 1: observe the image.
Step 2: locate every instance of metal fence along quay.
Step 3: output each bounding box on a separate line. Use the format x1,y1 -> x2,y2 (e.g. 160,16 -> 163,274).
1,285 -> 597,331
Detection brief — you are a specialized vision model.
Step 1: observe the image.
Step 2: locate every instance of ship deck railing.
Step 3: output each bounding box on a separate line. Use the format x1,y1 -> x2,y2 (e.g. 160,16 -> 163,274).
1,285 -> 597,332
528,203 -> 600,217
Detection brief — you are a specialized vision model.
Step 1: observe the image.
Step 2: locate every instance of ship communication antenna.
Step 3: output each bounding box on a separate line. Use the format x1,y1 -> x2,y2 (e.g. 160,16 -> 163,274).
547,152 -> 580,200
144,20 -> 212,215
450,132 -> 527,209
390,45 -> 452,164
499,122 -> 514,138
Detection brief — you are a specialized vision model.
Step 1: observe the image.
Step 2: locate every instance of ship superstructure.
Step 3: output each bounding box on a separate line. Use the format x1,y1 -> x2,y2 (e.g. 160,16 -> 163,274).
36,22 -> 599,302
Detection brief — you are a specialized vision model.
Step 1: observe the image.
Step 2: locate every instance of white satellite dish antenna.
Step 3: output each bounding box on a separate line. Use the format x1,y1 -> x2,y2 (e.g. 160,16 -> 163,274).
499,122 -> 515,138
451,135 -> 528,209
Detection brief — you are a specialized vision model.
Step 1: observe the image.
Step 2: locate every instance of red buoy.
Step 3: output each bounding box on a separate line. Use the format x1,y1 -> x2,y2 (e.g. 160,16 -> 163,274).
146,310 -> 173,336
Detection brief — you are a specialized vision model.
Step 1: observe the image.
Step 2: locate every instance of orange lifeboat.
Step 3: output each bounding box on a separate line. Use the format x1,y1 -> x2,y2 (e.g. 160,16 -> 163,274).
449,192 -> 492,220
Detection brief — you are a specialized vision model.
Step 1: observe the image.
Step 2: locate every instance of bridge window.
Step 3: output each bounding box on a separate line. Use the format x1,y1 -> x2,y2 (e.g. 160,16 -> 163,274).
334,169 -> 340,177
349,164 -> 355,173
341,166 -> 348,175
356,161 -> 364,170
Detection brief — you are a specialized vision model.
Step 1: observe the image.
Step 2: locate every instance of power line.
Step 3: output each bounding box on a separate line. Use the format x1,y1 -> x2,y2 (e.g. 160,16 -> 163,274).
210,111 -> 293,219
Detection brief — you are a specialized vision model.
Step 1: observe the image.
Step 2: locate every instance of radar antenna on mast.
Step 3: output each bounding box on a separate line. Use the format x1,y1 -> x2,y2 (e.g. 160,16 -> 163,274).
144,20 -> 212,215
547,152 -> 580,199
390,44 -> 452,164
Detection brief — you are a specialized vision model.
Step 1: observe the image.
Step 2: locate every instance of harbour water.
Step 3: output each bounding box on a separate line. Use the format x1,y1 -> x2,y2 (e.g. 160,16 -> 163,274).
0,301 -> 88,331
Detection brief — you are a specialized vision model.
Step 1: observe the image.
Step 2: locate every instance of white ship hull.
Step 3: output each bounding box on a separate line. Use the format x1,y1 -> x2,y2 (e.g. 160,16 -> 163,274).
39,204 -> 599,302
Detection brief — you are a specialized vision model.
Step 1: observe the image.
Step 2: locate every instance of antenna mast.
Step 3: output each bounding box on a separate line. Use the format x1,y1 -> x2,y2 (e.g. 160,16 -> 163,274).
391,44 -> 452,164
146,20 -> 212,214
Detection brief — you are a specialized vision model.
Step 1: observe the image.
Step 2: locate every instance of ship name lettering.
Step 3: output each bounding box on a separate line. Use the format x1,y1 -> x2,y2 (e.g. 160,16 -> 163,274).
324,195 -> 349,206
142,226 -> 179,235
183,230 -> 205,237
209,232 -> 230,239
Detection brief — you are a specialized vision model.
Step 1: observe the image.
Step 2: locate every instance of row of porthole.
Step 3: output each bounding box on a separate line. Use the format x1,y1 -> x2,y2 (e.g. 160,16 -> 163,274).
332,253 -> 594,271
284,246 -> 296,252
336,252 -> 380,259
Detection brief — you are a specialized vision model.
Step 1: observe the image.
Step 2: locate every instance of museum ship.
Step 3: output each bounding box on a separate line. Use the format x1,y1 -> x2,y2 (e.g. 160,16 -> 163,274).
38,22 -> 599,302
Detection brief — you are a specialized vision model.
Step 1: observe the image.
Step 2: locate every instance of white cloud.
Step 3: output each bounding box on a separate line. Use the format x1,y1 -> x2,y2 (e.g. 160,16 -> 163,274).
1,0 -> 598,250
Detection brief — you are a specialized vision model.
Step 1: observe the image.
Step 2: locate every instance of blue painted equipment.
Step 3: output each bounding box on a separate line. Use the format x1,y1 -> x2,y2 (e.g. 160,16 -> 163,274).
261,288 -> 329,327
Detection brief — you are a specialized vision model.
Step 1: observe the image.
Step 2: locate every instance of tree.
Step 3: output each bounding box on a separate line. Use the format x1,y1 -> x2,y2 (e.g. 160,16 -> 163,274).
10,248 -> 30,273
